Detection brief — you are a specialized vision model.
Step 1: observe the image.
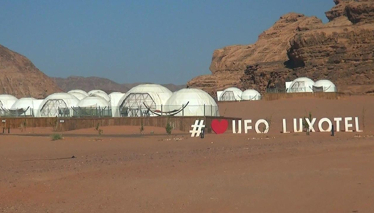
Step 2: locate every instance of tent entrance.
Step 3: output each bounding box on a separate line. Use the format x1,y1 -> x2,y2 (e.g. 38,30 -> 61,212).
119,93 -> 156,117
40,99 -> 69,117
290,81 -> 306,92
313,86 -> 324,92
220,91 -> 236,101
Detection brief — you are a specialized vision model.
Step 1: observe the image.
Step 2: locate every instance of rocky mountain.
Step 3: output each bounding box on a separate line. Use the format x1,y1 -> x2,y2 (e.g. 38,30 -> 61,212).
0,44 -> 62,98
187,0 -> 374,96
53,76 -> 186,93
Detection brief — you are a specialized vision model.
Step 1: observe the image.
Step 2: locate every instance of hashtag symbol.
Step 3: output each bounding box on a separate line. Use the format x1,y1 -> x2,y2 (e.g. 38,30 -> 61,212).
189,120 -> 205,137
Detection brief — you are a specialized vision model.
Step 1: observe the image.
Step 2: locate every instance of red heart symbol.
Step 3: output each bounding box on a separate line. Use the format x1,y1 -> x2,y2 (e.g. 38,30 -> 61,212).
211,119 -> 228,134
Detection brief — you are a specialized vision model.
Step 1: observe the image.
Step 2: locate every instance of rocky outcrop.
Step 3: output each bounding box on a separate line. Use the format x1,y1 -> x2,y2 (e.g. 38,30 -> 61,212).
188,0 -> 374,96
0,44 -> 62,98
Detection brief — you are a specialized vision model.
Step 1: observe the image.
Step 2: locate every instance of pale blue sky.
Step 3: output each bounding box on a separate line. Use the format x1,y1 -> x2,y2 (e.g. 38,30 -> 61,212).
0,1 -> 334,84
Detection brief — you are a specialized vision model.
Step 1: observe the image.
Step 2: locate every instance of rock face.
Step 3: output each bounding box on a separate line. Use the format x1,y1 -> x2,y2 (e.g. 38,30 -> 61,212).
187,0 -> 374,96
53,76 -> 186,93
0,44 -> 62,98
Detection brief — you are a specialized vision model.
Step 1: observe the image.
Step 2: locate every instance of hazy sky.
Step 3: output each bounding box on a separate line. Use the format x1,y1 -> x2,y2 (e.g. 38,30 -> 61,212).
0,1 -> 334,85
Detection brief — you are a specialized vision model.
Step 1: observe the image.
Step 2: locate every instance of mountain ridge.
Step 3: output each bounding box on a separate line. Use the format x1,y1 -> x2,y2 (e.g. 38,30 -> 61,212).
53,76 -> 186,93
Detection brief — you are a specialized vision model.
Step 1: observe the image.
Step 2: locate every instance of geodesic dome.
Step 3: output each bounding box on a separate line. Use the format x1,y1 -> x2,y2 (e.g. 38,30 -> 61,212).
10,97 -> 36,116
109,92 -> 125,117
220,87 -> 242,101
0,94 -> 18,109
287,77 -> 315,93
118,84 -> 172,117
241,89 -> 261,100
88,90 -> 110,102
313,80 -> 337,92
39,93 -> 79,117
164,88 -> 219,116
68,90 -> 88,100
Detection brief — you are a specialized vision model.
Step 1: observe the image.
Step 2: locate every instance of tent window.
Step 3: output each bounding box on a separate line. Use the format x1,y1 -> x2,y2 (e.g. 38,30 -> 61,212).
40,99 -> 69,117
220,91 -> 236,101
119,93 -> 156,117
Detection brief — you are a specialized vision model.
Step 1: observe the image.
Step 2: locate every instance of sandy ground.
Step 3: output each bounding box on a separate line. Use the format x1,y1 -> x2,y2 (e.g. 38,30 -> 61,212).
1,96 -> 374,212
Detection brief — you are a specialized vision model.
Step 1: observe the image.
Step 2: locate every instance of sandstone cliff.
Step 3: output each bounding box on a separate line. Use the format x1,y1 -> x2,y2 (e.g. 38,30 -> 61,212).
0,44 -> 62,98
187,0 -> 374,96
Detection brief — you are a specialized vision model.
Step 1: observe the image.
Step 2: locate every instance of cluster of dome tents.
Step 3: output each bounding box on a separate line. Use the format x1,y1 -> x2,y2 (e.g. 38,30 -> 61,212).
217,78 -> 337,102
217,88 -> 262,101
0,85 -> 220,118
286,77 -> 337,93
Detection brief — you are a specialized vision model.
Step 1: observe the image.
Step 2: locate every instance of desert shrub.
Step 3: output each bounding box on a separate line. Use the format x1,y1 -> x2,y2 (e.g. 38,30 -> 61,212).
51,133 -> 63,141
95,123 -> 103,135
140,119 -> 144,133
165,117 -> 172,135
302,111 -> 312,135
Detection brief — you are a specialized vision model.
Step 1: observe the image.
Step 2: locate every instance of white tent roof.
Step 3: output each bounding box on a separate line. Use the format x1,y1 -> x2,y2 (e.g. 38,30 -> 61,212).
10,97 -> 36,115
78,96 -> 109,108
118,84 -> 172,111
220,87 -> 242,101
165,88 -> 219,116
0,94 -> 18,109
314,79 -> 337,92
68,90 -> 88,96
109,92 -> 125,117
39,93 -> 79,117
32,99 -> 44,117
126,84 -> 172,104
241,89 -> 261,100
88,90 -> 110,102
68,92 -> 87,100
287,77 -> 315,93
109,92 -> 125,106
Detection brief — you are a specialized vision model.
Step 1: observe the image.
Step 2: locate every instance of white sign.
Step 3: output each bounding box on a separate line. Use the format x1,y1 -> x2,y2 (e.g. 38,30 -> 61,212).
1,120 -> 5,123
190,120 -> 205,137
231,117 -> 362,134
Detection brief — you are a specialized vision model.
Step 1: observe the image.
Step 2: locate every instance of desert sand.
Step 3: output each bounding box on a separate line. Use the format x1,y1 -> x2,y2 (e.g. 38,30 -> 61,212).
1,96 -> 374,212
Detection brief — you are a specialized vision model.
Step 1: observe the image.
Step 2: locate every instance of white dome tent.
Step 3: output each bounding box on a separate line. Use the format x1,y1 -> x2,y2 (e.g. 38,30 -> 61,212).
78,96 -> 109,108
75,96 -> 111,117
118,84 -> 172,117
0,94 -> 18,116
313,80 -> 337,92
164,88 -> 219,116
109,92 -> 125,117
220,87 -> 242,101
39,93 -> 79,117
10,97 -> 36,116
0,94 -> 18,109
32,99 -> 44,117
287,77 -> 315,93
68,90 -> 88,100
88,90 -> 110,102
241,89 -> 261,100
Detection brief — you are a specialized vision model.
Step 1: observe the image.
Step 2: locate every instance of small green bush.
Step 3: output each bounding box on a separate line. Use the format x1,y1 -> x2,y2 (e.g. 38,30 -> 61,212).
51,133 -> 63,141
140,119 -> 144,133
165,117 -> 172,135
